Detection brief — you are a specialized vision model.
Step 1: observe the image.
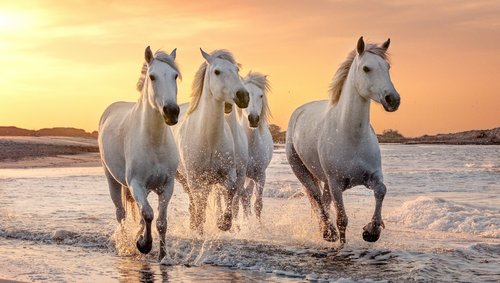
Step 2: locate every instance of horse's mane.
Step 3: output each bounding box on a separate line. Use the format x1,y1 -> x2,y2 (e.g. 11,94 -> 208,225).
244,71 -> 272,123
187,49 -> 241,115
136,51 -> 181,92
329,43 -> 390,104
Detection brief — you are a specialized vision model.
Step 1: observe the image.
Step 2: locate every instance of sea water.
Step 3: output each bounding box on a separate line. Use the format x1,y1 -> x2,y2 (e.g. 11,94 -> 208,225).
0,145 -> 498,282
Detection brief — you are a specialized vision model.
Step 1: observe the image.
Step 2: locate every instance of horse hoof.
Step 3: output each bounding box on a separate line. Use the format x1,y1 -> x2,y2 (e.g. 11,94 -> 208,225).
362,230 -> 380,242
323,224 -> 338,242
136,236 -> 152,254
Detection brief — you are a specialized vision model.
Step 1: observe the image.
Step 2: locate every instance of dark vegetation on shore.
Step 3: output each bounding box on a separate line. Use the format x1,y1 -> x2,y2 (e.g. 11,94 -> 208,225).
377,128 -> 500,145
0,126 -> 98,138
0,125 -> 498,162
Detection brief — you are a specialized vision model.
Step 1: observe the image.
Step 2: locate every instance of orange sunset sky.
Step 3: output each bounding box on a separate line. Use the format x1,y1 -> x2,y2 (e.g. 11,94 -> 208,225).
0,0 -> 499,137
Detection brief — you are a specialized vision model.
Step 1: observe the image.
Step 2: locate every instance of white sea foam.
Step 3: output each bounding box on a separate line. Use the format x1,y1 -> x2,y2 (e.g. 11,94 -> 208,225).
388,196 -> 500,238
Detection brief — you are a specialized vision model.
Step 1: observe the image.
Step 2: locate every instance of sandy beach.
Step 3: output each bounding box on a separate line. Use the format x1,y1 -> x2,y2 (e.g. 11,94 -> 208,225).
0,137 -> 100,169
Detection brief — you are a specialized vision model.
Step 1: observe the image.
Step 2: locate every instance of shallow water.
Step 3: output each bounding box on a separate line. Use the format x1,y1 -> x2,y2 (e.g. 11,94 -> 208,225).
0,145 -> 499,282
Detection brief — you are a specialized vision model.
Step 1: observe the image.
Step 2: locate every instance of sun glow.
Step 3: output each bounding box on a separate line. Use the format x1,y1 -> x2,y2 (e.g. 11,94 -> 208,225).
0,1 -> 498,136
0,10 -> 38,32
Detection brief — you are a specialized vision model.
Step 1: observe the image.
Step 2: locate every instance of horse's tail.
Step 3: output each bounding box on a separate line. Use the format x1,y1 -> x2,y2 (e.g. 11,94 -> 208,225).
121,187 -> 138,222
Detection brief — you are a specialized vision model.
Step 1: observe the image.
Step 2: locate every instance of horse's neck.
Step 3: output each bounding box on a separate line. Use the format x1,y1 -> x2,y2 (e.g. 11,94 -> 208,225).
194,87 -> 226,144
225,109 -> 238,130
134,90 -> 168,145
331,72 -> 371,136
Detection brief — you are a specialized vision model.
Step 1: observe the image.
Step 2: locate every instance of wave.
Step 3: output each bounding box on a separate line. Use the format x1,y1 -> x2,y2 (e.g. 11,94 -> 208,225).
387,196 -> 500,238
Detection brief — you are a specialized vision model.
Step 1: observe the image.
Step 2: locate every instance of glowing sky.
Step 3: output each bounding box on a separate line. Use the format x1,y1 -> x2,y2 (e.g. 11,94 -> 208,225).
0,0 -> 499,136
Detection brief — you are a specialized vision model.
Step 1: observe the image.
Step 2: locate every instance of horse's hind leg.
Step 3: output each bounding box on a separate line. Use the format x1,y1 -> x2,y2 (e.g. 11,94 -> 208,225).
328,180 -> 348,244
156,178 -> 174,261
363,175 -> 386,242
129,180 -> 154,254
103,166 -> 125,223
286,144 -> 337,242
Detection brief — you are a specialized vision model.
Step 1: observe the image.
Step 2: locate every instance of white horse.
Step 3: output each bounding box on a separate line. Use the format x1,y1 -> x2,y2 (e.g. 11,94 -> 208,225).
173,49 -> 249,234
98,47 -> 180,260
286,37 -> 400,244
235,72 -> 273,219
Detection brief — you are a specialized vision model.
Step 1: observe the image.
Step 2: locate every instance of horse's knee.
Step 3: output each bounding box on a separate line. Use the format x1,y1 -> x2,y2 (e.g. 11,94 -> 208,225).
156,219 -> 167,235
141,205 -> 154,223
374,184 -> 386,199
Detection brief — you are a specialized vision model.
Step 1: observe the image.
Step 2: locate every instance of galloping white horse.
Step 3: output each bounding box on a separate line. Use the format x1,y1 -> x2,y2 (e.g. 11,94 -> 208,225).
173,49 -> 249,234
286,37 -> 400,244
98,47 -> 180,260
236,72 -> 273,219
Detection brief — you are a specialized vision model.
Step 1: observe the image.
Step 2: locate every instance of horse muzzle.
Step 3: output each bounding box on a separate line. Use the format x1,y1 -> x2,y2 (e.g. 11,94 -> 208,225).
381,92 -> 400,112
248,113 -> 260,128
234,88 -> 249,109
162,104 -> 180,125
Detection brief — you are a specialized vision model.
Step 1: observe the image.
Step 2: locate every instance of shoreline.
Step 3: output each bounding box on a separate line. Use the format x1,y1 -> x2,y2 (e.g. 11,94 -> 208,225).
1,137 -> 499,170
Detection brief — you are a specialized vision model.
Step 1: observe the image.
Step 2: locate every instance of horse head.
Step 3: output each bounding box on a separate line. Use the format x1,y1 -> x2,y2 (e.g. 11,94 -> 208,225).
200,49 -> 249,109
353,37 -> 400,112
143,46 -> 181,125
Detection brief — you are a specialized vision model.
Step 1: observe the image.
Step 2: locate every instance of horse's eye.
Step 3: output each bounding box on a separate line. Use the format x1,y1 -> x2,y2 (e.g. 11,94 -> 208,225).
214,70 -> 221,75
260,95 -> 263,98
149,74 -> 156,81
363,66 -> 370,73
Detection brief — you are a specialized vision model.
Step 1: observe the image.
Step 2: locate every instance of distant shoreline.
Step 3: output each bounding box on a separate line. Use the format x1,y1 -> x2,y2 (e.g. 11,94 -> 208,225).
377,127 -> 499,145
0,126 -> 498,168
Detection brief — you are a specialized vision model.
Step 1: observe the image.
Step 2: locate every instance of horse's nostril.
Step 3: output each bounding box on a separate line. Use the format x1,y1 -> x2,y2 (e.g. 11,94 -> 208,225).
384,95 -> 393,105
248,114 -> 260,126
236,89 -> 249,102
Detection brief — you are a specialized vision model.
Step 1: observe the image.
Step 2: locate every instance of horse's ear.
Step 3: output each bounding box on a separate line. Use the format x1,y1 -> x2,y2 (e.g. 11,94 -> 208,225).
145,46 -> 153,64
170,48 -> 177,60
357,36 -> 365,55
382,38 -> 390,50
200,48 -> 212,63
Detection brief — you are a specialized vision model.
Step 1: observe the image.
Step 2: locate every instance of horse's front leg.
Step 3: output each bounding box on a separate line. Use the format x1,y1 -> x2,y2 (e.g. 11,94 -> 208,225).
363,175 -> 386,242
254,172 -> 266,220
129,180 -> 154,254
156,178 -> 174,261
218,171 -> 237,231
328,179 -> 348,244
240,179 -> 254,217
